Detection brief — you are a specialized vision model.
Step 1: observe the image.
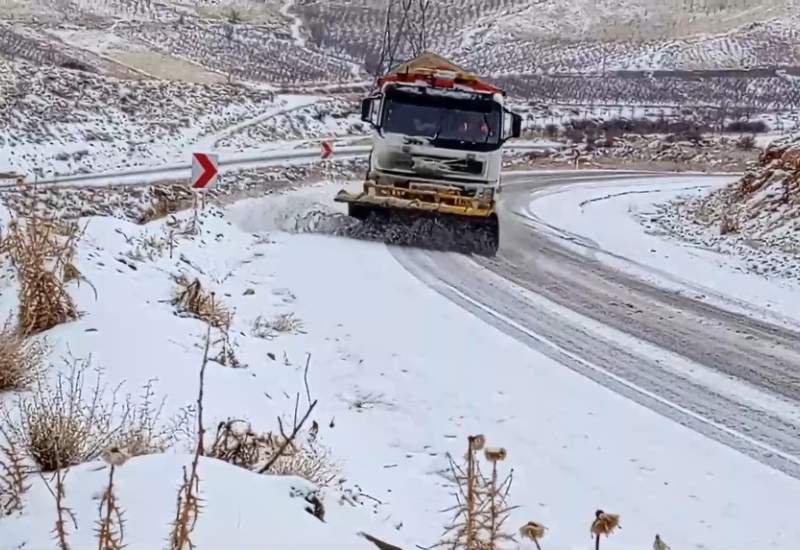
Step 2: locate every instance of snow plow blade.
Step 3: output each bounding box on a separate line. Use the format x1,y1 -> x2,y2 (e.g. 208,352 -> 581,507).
334,182 -> 499,256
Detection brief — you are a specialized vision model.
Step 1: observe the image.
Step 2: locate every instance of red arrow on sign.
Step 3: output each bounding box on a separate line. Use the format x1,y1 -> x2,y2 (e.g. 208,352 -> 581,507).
191,152 -> 219,189
320,140 -> 333,160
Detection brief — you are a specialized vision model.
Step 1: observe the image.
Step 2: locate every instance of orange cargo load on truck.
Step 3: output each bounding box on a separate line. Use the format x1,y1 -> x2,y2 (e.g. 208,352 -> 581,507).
377,52 -> 503,94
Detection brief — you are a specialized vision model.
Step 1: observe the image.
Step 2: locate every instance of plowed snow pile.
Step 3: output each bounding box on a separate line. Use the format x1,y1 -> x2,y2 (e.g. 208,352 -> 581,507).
646,134 -> 800,282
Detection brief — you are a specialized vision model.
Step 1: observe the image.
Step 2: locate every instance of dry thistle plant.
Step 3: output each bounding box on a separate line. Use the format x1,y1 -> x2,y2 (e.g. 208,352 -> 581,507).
591,509 -> 621,550
2,355 -> 175,471
0,316 -> 48,391
39,442 -> 77,550
0,424 -> 30,516
653,534 -> 671,550
519,521 -> 546,550
168,326 -> 211,550
171,274 -> 231,329
95,446 -> 129,550
436,434 -> 488,549
436,435 -> 521,550
479,446 -> 518,548
0,216 -> 82,336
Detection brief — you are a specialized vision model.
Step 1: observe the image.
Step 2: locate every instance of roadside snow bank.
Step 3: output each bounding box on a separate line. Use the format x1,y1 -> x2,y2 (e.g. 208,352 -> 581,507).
0,454 -> 392,549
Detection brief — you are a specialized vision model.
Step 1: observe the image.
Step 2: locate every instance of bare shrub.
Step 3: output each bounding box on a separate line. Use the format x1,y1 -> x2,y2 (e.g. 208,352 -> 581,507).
0,425 -> 30,516
0,316 -> 48,391
720,212 -> 740,235
0,217 -> 80,336
1,356 -> 178,471
736,135 -> 756,150
726,120 -> 769,133
602,128 -> 621,148
172,275 -> 231,329
137,191 -> 190,224
252,312 -> 305,339
668,129 -> 704,144
564,127 -> 585,143
208,418 -> 337,487
127,232 -> 169,262
113,380 -> 178,457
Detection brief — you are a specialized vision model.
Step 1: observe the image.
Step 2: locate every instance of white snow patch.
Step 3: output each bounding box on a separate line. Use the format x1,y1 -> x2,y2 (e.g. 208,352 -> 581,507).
0,454 -> 402,549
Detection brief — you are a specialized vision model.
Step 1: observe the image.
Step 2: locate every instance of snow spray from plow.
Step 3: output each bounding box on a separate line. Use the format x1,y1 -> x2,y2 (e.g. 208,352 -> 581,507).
230,194 -> 499,256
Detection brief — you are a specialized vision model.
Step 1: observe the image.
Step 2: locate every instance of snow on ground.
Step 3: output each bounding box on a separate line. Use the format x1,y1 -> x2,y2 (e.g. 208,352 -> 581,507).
3,181 -> 800,548
522,173 -> 800,328
1,454 -> 404,549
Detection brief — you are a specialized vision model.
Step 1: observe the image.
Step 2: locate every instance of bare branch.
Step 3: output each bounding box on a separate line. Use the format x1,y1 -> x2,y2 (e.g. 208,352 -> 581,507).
258,399 -> 318,474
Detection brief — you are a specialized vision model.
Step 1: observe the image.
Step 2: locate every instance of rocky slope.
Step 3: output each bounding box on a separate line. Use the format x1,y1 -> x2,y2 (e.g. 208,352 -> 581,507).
693,134 -> 800,250
643,134 -> 800,283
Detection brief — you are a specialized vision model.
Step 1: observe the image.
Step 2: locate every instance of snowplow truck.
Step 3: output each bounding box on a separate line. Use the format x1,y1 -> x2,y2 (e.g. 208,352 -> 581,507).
334,53 -> 522,256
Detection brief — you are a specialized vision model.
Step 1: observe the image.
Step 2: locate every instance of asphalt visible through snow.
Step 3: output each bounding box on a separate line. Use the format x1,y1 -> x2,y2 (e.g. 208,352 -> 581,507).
391,170 -> 800,480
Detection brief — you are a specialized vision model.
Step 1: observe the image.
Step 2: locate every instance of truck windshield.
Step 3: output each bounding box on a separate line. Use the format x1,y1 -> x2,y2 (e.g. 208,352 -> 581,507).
381,87 -> 502,150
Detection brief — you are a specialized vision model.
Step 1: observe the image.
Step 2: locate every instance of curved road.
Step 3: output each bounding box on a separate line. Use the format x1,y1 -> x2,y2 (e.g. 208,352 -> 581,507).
391,171 -> 800,479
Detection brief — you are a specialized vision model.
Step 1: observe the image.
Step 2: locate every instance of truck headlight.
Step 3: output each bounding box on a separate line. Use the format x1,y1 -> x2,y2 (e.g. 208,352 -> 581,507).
475,187 -> 495,200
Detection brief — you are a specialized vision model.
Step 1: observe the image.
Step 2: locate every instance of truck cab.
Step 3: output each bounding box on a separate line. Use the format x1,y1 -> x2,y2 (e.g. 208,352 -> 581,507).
333,54 -> 522,257
359,65 -> 522,201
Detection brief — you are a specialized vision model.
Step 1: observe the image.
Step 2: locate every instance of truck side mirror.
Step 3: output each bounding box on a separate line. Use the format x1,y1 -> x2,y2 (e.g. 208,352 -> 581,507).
361,98 -> 373,124
511,113 -> 522,138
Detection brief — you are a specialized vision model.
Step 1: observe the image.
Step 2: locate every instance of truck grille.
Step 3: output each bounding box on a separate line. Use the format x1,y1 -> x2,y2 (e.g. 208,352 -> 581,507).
380,151 -> 484,176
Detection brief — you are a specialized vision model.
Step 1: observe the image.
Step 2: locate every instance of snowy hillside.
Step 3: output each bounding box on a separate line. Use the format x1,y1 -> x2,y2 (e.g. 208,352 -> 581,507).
3,0 -> 800,91
0,52 -> 366,178
297,0 -> 800,72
